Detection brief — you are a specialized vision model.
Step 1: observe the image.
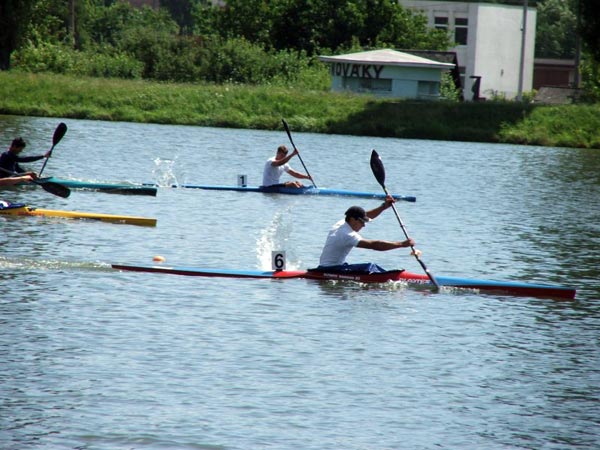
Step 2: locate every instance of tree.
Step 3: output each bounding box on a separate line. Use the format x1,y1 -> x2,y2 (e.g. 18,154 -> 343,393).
159,0 -> 196,35
0,0 -> 37,69
578,0 -> 600,62
199,0 -> 450,55
196,0 -> 272,44
535,0 -> 577,58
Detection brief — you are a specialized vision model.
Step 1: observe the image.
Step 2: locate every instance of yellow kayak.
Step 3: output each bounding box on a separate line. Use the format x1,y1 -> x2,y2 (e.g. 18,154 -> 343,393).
0,202 -> 156,227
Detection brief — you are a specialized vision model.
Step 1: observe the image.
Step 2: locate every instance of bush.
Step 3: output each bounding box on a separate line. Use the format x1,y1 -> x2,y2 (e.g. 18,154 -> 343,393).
14,41 -> 76,74
14,42 -> 143,79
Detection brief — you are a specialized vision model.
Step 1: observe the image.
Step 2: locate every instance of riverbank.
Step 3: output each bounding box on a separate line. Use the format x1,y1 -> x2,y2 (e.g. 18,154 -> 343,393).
1,71 -> 599,149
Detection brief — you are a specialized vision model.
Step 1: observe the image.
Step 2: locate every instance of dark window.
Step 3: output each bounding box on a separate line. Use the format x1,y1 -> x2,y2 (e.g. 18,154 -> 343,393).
434,16 -> 448,30
455,17 -> 468,45
342,77 -> 392,93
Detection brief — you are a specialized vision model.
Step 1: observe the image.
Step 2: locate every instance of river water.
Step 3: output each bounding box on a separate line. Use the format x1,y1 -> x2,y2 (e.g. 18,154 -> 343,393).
1,115 -> 599,449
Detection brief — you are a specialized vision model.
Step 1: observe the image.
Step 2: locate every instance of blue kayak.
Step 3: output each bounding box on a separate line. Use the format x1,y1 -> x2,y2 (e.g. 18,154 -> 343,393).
142,183 -> 416,201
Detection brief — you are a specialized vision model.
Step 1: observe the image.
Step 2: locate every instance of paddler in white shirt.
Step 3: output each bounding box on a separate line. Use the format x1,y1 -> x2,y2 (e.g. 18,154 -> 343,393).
261,145 -> 312,188
315,197 -> 415,273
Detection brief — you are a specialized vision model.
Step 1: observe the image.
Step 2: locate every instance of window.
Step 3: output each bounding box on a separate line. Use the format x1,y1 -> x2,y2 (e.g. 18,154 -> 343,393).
455,17 -> 468,45
360,78 -> 392,92
434,16 -> 448,31
343,77 -> 392,93
417,81 -> 440,99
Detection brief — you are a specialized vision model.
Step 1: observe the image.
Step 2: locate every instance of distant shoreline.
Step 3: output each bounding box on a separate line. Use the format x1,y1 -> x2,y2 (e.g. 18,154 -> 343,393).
1,72 -> 598,149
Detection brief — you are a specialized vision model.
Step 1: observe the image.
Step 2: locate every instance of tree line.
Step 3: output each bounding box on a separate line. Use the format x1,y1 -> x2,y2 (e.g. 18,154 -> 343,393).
0,0 -> 598,98
0,0 -> 450,87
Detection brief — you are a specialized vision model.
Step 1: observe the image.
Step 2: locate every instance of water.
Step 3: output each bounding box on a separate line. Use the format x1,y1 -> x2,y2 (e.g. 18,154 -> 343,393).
1,115 -> 599,449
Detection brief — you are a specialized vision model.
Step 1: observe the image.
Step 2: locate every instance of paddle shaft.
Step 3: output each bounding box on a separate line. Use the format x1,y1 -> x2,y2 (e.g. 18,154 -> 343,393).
382,185 -> 440,289
370,149 -> 439,290
282,119 -> 317,188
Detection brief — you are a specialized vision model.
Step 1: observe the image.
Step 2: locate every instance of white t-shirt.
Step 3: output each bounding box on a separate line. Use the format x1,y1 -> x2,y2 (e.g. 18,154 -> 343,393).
262,157 -> 290,186
318,220 -> 362,266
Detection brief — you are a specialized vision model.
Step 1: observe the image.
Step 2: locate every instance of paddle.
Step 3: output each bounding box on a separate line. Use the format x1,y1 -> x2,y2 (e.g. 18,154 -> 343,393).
39,122 -> 68,177
370,149 -> 439,290
281,118 -> 317,188
0,167 -> 70,198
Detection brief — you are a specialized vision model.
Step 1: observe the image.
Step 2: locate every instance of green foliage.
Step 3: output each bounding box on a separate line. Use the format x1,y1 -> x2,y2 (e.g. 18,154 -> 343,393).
1,72 -> 599,148
196,0 -> 451,54
0,0 -> 38,69
439,72 -> 461,102
535,0 -> 577,58
580,58 -> 600,102
579,0 -> 600,63
83,1 -> 179,49
194,0 -> 272,44
13,42 -> 143,79
5,0 -> 598,104
498,103 -> 600,148
5,0 -> 452,87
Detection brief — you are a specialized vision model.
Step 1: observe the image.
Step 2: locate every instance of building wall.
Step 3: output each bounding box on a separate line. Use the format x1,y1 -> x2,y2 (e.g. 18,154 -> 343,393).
328,64 -> 443,99
473,4 -> 536,99
400,1 -> 536,101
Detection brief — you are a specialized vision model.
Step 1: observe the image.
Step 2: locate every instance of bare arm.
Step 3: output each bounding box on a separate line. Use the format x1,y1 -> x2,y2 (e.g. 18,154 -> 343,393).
0,174 -> 34,186
366,196 -> 395,220
287,168 -> 311,180
271,149 -> 299,167
357,238 -> 414,251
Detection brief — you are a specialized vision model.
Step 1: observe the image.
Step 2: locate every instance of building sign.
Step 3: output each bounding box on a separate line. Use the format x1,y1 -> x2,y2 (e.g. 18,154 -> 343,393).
330,63 -> 384,79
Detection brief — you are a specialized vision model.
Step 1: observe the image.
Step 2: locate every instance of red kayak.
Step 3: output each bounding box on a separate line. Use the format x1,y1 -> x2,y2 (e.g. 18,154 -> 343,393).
111,264 -> 576,300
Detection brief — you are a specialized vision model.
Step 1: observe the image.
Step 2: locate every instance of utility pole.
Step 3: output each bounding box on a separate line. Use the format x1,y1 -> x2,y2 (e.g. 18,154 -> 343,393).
69,0 -> 76,48
574,0 -> 581,88
516,0 -> 528,101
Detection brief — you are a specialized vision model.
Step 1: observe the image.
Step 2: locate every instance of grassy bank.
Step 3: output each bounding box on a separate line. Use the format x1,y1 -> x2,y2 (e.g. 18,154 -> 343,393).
1,72 -> 599,149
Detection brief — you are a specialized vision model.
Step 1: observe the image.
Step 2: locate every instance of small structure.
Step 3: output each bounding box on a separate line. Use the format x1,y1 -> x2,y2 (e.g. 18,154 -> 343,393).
533,58 -> 577,90
318,49 -> 455,100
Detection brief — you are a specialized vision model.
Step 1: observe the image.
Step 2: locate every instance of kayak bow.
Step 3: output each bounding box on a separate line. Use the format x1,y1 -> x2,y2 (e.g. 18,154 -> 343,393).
111,264 -> 576,300
1,202 -> 156,227
143,183 -> 416,201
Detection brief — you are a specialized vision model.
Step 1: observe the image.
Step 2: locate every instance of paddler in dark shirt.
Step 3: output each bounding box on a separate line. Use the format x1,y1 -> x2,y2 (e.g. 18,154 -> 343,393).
0,137 -> 49,178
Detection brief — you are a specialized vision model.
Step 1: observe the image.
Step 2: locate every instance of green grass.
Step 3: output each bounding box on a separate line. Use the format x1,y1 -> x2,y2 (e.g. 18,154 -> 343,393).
1,71 -> 599,149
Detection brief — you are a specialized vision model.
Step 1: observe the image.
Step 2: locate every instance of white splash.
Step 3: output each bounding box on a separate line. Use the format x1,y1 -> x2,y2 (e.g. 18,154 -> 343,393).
256,207 -> 302,270
152,157 -> 179,187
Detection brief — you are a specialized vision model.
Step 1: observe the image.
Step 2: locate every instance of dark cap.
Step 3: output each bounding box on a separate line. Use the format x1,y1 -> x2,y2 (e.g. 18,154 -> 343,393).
345,206 -> 370,223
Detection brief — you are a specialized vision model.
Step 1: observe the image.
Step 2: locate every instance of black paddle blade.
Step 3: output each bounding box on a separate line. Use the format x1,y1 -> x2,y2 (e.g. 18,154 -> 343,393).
53,123 -> 68,146
37,180 -> 71,198
370,150 -> 386,188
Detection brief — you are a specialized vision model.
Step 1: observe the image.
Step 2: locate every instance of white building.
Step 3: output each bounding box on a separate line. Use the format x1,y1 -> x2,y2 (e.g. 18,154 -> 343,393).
318,49 -> 455,100
400,1 -> 537,101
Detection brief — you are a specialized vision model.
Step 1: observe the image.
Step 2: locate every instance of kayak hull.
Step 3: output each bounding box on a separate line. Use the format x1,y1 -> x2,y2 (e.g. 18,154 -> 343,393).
38,177 -> 157,196
111,264 -> 576,299
143,183 -> 416,202
1,204 -> 156,227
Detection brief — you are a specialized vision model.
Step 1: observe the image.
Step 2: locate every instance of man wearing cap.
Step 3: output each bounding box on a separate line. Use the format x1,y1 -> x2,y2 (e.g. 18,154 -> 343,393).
316,197 -> 414,273
261,145 -> 312,188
